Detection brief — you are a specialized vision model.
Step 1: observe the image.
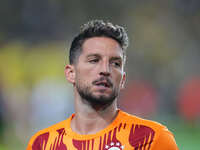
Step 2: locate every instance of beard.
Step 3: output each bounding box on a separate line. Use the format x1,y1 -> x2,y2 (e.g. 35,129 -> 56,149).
76,77 -> 119,106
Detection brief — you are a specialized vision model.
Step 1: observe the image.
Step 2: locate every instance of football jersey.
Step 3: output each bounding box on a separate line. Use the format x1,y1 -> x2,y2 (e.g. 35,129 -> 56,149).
27,110 -> 178,150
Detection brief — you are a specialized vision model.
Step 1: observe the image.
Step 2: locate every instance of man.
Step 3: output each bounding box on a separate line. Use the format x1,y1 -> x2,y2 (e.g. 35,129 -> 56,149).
27,20 -> 179,150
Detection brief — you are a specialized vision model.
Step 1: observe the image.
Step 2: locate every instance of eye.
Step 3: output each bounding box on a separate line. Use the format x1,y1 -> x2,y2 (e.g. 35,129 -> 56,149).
89,59 -> 99,64
111,61 -> 121,68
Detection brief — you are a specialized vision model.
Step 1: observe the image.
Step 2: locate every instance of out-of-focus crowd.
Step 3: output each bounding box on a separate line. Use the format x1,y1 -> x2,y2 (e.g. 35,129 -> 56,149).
0,0 -> 200,150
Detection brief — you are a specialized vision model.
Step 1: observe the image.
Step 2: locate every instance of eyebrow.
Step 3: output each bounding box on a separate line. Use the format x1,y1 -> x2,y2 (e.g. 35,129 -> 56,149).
86,53 -> 122,59
86,54 -> 101,58
86,54 -> 123,63
110,56 -> 122,61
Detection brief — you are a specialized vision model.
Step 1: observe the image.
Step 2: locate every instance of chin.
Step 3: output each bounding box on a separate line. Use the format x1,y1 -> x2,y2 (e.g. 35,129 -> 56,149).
77,85 -> 118,106
86,94 -> 116,106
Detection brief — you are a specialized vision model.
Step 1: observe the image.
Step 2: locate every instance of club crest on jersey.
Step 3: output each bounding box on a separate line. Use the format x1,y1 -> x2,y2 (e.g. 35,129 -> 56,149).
105,142 -> 124,150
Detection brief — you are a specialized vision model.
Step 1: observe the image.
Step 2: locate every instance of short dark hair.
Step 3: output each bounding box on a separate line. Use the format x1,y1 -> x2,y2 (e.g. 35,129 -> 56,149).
69,20 -> 129,64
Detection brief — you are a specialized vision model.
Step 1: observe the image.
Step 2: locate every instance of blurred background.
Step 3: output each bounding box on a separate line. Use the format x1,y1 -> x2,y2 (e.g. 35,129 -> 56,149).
0,0 -> 200,149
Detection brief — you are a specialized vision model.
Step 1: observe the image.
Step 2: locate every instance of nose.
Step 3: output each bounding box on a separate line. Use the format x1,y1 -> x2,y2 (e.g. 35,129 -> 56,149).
99,62 -> 111,76
100,71 -> 110,76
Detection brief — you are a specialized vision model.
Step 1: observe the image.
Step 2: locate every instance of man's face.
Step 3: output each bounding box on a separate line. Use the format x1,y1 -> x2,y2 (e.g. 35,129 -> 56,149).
69,37 -> 126,105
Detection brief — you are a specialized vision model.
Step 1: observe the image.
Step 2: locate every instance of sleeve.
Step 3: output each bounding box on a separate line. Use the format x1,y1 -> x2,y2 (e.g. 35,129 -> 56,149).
26,131 -> 49,150
26,134 -> 36,150
26,142 -> 32,150
151,127 -> 179,150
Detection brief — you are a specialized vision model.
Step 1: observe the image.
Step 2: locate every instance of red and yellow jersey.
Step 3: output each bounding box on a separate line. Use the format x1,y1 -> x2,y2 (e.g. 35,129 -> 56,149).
27,110 -> 178,150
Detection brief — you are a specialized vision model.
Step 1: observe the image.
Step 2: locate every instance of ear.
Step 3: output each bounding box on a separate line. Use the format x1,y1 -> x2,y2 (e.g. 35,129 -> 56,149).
65,65 -> 75,84
120,72 -> 126,89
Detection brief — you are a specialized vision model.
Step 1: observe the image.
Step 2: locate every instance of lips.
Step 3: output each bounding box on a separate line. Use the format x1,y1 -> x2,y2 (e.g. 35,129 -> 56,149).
93,78 -> 113,88
95,80 -> 111,88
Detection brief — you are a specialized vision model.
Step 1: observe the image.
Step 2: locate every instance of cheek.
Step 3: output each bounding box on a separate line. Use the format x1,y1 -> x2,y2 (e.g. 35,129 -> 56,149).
113,70 -> 123,85
80,65 -> 99,78
75,67 -> 95,83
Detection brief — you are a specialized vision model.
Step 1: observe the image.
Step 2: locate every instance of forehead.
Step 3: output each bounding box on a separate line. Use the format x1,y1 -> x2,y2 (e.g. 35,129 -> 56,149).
81,37 -> 123,58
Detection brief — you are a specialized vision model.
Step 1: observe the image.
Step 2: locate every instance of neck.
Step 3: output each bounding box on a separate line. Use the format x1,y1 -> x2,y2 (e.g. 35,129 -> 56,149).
71,91 -> 118,135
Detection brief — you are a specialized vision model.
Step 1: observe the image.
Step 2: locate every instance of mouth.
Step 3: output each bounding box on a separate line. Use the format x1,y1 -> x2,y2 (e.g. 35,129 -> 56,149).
93,78 -> 113,89
95,81 -> 111,88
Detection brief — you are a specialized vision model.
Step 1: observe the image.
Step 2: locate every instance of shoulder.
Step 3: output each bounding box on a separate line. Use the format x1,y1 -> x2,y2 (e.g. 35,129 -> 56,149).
119,110 -> 179,150
26,118 -> 69,150
33,119 -> 67,137
119,110 -> 166,131
152,127 -> 179,150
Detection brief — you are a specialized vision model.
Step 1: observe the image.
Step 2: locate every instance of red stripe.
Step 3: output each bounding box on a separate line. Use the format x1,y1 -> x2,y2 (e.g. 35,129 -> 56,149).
92,139 -> 94,150
32,132 -> 49,150
118,123 -> 122,132
129,124 -> 155,150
